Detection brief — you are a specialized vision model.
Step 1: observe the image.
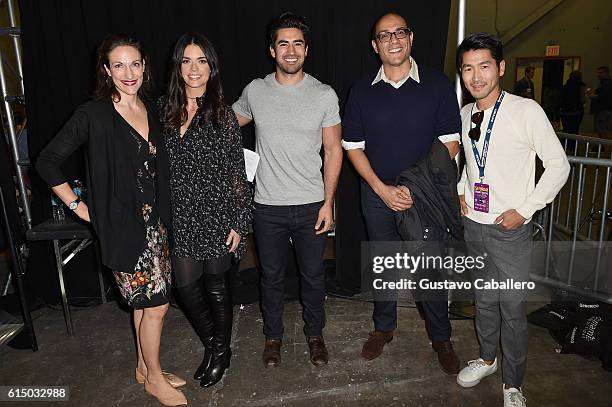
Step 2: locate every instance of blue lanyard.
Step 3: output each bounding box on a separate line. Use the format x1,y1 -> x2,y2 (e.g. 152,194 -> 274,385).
470,91 -> 505,182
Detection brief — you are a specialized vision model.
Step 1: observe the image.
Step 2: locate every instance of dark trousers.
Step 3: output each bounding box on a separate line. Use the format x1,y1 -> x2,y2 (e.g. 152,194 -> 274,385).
361,181 -> 452,341
561,113 -> 583,135
253,201 -> 327,339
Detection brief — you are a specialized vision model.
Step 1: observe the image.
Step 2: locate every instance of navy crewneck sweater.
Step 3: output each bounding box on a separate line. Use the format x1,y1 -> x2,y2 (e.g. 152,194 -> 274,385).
343,65 -> 461,183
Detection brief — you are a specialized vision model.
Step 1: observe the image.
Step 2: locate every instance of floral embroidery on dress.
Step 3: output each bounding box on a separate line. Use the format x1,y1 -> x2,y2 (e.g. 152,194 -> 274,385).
114,217 -> 171,305
111,110 -> 172,309
142,204 -> 153,223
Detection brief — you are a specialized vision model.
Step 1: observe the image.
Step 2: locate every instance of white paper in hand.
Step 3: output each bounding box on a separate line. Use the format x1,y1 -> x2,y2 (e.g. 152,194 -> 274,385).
243,148 -> 260,182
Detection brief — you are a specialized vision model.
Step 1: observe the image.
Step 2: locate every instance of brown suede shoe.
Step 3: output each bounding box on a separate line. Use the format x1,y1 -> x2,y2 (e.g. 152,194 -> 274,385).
262,339 -> 282,368
432,340 -> 460,375
361,331 -> 394,360
307,336 -> 329,366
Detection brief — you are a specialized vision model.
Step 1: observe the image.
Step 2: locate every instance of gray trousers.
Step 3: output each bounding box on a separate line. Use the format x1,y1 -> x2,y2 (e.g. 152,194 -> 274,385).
464,217 -> 533,388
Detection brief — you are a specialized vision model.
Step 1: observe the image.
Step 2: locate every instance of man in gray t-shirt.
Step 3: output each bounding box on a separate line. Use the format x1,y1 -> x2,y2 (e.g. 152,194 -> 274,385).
234,72 -> 339,205
232,12 -> 342,368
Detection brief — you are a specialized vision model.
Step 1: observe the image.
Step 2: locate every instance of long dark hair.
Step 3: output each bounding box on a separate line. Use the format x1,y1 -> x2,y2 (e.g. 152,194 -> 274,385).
94,33 -> 153,102
161,33 -> 225,130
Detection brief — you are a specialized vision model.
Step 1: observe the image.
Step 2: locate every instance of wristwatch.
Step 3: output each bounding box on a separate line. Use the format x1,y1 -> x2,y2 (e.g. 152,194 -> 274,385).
68,197 -> 81,211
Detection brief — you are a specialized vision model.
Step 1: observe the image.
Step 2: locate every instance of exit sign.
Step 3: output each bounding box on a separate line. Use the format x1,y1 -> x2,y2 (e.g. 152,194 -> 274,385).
546,45 -> 560,56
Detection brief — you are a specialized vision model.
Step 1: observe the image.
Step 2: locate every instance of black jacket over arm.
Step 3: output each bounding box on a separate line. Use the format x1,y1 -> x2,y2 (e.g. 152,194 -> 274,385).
36,99 -> 167,271
395,138 -> 462,242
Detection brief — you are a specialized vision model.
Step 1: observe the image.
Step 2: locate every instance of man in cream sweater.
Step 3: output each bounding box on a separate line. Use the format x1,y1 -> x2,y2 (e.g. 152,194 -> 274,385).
455,33 -> 570,407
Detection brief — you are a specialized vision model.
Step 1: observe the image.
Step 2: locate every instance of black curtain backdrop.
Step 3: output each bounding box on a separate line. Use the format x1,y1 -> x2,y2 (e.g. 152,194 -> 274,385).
20,0 -> 451,302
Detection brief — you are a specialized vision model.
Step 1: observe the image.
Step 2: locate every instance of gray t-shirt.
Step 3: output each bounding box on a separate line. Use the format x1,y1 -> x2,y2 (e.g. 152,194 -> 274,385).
233,73 -> 340,205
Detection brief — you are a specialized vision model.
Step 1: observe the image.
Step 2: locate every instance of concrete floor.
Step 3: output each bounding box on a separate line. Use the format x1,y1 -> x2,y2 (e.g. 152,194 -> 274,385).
1,297 -> 611,407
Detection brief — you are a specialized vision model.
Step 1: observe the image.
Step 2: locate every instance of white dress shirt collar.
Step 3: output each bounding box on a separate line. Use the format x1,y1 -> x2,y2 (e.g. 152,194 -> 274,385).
371,56 -> 420,89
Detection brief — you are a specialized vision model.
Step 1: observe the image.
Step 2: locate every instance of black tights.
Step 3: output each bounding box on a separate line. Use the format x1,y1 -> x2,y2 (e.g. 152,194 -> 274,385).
173,256 -> 233,352
173,256 -> 231,288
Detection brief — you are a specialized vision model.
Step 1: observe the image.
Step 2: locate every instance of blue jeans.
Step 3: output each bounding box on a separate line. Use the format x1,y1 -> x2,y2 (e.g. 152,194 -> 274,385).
253,201 -> 327,339
361,181 -> 451,341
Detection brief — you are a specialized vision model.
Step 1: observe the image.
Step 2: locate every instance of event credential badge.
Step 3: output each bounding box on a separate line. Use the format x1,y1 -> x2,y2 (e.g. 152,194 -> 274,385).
473,183 -> 490,213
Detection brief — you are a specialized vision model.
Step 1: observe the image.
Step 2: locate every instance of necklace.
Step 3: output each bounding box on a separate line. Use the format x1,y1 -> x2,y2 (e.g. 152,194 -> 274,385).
186,92 -> 204,100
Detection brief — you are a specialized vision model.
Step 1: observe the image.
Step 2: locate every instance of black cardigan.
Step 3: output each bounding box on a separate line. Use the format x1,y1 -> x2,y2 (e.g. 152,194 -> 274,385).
36,99 -> 169,271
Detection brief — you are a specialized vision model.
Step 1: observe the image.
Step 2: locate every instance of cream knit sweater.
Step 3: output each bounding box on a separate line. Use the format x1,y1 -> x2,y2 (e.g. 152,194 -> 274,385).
457,92 -> 570,224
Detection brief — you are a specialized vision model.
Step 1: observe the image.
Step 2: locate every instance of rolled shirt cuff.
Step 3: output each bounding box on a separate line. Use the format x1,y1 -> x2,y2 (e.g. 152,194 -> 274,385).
438,133 -> 461,143
341,140 -> 365,150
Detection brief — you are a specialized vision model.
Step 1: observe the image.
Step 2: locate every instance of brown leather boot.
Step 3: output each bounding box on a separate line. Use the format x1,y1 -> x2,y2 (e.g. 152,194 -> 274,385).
262,339 -> 282,368
361,331 -> 394,360
432,340 -> 460,375
307,336 -> 329,366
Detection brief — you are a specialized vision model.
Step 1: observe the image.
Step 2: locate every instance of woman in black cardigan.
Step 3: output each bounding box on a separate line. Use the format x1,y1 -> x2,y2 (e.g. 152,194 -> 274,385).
158,33 -> 251,388
36,34 -> 187,407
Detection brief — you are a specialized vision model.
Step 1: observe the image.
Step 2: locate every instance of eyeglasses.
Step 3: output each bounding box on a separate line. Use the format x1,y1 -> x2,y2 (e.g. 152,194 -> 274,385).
469,111 -> 484,142
375,28 -> 412,43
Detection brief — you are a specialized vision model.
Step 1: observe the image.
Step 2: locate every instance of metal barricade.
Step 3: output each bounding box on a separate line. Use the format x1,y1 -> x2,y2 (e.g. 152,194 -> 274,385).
531,132 -> 612,304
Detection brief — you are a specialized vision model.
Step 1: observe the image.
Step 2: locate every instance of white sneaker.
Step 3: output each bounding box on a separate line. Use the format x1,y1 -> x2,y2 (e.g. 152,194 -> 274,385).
503,385 -> 526,407
456,357 -> 498,387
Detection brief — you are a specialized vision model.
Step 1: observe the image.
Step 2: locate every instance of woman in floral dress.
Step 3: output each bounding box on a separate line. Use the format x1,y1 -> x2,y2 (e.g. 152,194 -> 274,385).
36,34 -> 187,407
112,118 -> 170,308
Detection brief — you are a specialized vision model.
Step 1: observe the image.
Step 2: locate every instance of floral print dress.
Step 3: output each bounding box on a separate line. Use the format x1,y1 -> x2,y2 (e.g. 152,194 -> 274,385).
112,112 -> 172,309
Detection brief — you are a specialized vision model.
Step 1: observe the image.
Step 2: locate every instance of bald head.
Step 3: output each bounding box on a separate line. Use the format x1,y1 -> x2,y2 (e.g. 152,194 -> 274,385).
372,13 -> 408,40
371,12 -> 413,70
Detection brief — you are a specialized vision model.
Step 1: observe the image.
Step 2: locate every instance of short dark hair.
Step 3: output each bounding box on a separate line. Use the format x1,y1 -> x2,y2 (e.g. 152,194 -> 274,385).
525,66 -> 535,74
268,12 -> 310,47
597,66 -> 610,73
94,33 -> 153,102
456,32 -> 504,72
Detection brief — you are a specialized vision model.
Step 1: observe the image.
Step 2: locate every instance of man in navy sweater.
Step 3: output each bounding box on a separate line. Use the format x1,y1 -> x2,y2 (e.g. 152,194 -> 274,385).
343,12 -> 461,374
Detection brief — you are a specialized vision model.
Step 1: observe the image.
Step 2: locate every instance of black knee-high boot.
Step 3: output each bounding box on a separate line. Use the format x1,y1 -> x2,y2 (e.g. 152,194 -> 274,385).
176,278 -> 215,380
200,272 -> 233,387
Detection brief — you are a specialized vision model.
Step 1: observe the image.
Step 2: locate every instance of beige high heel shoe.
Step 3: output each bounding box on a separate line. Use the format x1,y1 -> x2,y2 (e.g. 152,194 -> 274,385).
136,368 -> 187,388
144,379 -> 188,407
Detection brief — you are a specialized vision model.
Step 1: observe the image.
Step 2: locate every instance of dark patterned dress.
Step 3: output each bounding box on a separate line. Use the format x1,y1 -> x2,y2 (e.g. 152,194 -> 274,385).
159,98 -> 252,263
112,111 -> 172,308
